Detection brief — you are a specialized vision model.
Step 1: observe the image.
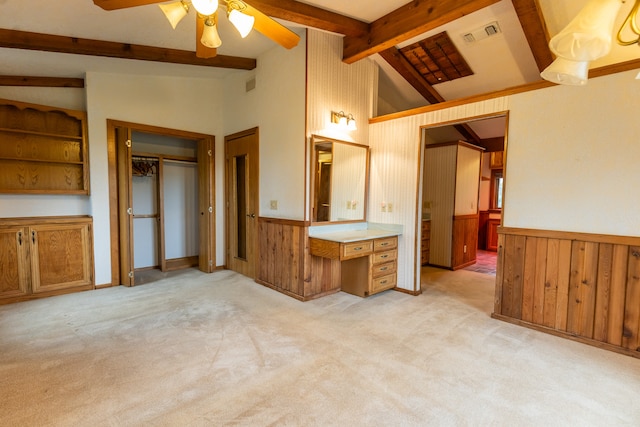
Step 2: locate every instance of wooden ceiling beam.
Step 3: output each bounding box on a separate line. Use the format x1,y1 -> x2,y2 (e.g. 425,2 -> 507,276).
343,0 -> 501,64
245,0 -> 369,37
379,47 -> 480,143
379,47 -> 443,104
0,76 -> 85,88
479,136 -> 505,152
511,0 -> 553,71
0,29 -> 257,70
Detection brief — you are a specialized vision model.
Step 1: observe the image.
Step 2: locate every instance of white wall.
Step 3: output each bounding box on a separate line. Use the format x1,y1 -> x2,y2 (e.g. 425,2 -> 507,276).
505,69 -> 640,236
370,67 -> 640,292
223,31 -> 307,220
85,72 -> 225,284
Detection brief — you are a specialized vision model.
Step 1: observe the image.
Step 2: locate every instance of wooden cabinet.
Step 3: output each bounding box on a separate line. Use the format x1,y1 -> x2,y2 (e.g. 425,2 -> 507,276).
310,235 -> 399,297
486,219 -> 500,251
0,216 -> 94,304
490,151 -> 504,169
421,220 -> 430,265
452,215 -> 479,269
0,98 -> 89,194
424,141 -> 482,269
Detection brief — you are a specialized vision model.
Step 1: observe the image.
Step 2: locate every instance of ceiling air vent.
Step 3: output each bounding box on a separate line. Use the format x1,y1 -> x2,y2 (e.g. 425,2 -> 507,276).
462,21 -> 501,43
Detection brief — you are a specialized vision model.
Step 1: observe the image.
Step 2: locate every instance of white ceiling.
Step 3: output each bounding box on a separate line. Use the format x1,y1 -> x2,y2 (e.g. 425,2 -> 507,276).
1,0 -> 639,139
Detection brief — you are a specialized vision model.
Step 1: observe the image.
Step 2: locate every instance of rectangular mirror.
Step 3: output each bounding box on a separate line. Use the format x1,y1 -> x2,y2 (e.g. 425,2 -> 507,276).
310,135 -> 370,224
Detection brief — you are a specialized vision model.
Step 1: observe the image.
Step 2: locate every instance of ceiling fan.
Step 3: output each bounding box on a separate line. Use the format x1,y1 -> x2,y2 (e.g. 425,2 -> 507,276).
93,0 -> 301,59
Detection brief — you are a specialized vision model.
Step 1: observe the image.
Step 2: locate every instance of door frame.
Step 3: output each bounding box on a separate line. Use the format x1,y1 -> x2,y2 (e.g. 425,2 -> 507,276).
417,112 -> 509,291
224,127 -> 259,278
107,120 -> 215,286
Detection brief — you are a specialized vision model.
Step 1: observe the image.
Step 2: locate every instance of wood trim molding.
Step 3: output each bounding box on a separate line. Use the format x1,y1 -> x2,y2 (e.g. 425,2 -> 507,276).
498,227 -> 640,246
0,76 -> 85,88
0,28 -> 257,70
259,217 -> 310,227
370,58 -> 640,124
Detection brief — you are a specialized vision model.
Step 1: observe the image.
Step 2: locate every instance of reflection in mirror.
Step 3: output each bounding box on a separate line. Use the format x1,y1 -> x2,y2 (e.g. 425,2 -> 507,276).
311,135 -> 369,224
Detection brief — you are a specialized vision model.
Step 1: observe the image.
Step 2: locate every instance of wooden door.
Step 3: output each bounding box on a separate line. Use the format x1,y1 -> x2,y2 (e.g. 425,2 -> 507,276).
225,128 -> 259,279
0,226 -> 29,299
116,126 -> 135,286
198,137 -> 215,273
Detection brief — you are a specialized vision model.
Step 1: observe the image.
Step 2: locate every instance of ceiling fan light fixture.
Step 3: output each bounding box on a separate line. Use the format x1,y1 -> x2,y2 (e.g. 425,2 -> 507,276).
540,57 -> 589,86
228,8 -> 255,38
191,0 -> 219,16
159,0 -> 189,29
202,14 -> 222,48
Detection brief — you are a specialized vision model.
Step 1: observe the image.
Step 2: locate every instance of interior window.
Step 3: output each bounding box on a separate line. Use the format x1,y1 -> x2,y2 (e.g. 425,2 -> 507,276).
490,169 -> 503,210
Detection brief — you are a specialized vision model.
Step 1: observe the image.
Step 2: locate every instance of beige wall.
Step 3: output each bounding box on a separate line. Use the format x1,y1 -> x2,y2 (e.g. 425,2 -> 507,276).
223,31 -> 307,220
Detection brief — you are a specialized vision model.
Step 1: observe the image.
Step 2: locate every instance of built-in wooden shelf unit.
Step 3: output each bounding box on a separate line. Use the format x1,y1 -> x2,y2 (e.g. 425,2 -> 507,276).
0,98 -> 89,194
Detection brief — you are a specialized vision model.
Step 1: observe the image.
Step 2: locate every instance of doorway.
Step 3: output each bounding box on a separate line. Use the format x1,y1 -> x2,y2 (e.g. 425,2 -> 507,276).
419,113 -> 507,278
107,120 -> 215,287
225,127 -> 259,279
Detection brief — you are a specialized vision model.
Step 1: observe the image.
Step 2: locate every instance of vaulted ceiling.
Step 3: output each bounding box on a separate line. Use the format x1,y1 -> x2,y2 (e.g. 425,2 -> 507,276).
1,0 -> 639,141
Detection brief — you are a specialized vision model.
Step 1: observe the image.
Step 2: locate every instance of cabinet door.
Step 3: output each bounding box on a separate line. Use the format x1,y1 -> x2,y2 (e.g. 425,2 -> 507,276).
0,227 -> 30,299
30,222 -> 93,294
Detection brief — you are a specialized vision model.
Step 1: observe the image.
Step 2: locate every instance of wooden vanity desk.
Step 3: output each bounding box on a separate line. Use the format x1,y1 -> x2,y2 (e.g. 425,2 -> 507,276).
309,230 -> 399,297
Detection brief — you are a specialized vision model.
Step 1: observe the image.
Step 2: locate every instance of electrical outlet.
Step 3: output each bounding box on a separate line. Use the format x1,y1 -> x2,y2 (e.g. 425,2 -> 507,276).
270,200 -> 278,210
346,201 -> 352,209
388,203 -> 393,213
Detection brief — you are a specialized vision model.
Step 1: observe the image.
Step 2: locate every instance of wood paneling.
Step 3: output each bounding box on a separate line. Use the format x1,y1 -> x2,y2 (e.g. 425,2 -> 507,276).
494,228 -> 640,358
257,218 -> 342,301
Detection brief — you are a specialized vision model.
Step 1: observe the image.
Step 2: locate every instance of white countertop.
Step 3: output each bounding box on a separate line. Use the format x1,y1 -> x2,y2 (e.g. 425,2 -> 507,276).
309,228 -> 401,243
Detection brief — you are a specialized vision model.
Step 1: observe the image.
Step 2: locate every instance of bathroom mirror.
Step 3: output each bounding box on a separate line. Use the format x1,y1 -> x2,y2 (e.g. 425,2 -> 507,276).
310,135 -> 370,224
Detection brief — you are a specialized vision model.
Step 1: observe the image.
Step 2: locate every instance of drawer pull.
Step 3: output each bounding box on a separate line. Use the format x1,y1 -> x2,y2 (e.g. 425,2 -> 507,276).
354,246 -> 363,251
380,267 -> 388,271
380,280 -> 387,285
380,242 -> 389,246
380,255 -> 389,259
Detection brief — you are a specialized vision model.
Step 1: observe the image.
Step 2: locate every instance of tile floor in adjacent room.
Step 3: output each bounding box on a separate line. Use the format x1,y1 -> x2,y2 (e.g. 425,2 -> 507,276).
462,249 -> 497,275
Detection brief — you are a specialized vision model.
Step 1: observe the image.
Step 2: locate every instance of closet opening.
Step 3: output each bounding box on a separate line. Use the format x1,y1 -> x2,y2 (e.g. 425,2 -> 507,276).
107,120 -> 215,287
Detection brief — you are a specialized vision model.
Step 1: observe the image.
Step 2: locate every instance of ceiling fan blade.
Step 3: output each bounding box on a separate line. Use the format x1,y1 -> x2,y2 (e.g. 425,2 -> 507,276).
196,15 -> 218,59
242,2 -> 300,49
93,0 -> 164,10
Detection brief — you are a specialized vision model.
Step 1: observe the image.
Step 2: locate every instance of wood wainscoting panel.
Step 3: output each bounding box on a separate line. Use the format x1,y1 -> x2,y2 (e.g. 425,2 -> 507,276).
257,217 -> 341,301
494,227 -> 640,358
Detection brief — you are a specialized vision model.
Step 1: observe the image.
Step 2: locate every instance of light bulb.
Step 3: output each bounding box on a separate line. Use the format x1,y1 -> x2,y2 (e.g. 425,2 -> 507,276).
191,0 -> 218,16
228,9 -> 255,38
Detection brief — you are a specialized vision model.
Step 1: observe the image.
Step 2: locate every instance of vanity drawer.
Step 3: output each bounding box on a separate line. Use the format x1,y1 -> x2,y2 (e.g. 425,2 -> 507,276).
372,249 -> 397,265
374,237 -> 397,251
372,261 -> 397,278
371,273 -> 397,294
341,240 -> 373,259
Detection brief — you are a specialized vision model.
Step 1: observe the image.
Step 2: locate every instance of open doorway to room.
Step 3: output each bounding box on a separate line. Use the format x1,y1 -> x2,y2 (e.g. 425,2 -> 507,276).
107,120 -> 215,287
419,113 -> 507,278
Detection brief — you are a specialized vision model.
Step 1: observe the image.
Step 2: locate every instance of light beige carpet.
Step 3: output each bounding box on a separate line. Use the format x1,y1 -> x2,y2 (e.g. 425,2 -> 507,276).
1,267 -> 639,426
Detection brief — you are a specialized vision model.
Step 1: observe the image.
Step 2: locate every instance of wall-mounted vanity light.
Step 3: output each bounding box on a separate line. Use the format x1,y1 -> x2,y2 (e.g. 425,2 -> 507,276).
331,111 -> 357,131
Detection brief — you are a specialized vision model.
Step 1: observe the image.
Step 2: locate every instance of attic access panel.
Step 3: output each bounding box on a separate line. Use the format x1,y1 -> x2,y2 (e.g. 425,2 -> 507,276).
399,32 -> 473,85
